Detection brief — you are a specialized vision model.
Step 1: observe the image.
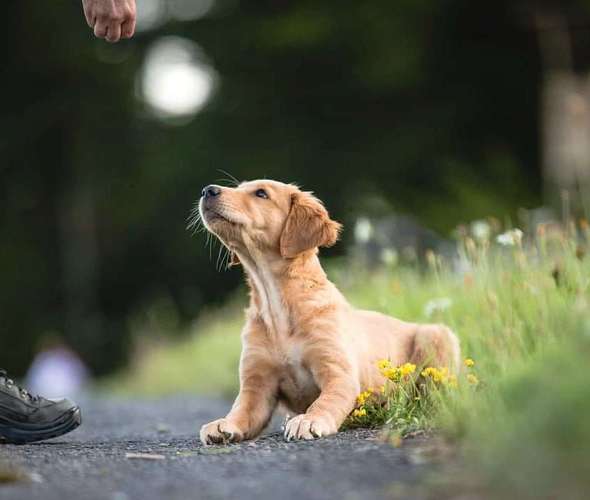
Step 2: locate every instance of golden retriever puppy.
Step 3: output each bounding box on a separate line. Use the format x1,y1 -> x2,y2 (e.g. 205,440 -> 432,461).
198,180 -> 460,444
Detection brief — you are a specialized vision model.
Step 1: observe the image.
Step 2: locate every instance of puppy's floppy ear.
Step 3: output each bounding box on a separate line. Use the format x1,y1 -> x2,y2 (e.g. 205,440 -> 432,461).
280,192 -> 342,258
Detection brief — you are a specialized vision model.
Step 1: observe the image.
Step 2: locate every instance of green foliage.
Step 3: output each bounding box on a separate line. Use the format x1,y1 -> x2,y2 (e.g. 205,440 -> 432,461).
465,339 -> 590,499
339,221 -> 590,498
103,302 -> 244,398
342,376 -> 434,437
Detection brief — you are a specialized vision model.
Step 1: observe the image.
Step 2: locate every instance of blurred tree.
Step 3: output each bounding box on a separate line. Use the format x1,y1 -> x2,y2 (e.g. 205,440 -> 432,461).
532,3 -> 590,213
1,0 -> 586,375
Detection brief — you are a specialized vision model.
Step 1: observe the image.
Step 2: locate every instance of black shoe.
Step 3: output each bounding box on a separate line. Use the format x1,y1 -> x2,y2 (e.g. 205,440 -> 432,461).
0,369 -> 81,444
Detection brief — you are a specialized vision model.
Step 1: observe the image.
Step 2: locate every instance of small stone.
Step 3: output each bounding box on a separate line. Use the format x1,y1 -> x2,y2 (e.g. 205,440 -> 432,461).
156,424 -> 171,434
125,453 -> 166,461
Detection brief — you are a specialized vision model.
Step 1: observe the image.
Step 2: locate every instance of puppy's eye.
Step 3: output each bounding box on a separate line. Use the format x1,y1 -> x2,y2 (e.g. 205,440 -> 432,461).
254,189 -> 269,199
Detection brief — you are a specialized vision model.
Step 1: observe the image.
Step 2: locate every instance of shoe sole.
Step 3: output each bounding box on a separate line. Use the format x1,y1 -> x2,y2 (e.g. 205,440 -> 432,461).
0,407 -> 82,445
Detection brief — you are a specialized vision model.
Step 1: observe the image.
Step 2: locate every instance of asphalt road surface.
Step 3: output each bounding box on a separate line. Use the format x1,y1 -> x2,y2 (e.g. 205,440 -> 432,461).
0,396 -> 436,500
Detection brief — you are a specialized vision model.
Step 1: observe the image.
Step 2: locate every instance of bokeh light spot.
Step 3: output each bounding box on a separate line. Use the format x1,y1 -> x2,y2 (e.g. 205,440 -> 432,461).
140,37 -> 217,122
168,0 -> 215,21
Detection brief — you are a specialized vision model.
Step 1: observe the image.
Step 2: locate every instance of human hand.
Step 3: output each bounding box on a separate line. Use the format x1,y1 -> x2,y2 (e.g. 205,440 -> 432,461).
81,0 -> 136,43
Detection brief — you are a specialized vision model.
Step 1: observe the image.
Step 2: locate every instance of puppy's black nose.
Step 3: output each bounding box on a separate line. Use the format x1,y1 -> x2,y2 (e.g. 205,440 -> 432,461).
202,185 -> 221,199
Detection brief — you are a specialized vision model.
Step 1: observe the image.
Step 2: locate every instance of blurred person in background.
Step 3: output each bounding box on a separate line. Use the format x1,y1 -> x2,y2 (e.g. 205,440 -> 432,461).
0,0 -> 137,445
26,337 -> 89,400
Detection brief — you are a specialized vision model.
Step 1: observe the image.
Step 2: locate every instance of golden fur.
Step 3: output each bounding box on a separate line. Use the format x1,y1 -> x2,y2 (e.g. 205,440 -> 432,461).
198,180 -> 460,443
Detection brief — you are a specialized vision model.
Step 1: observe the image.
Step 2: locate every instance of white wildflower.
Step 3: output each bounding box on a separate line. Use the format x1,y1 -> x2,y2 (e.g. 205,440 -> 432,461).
470,220 -> 491,242
423,297 -> 453,318
380,248 -> 398,267
496,229 -> 523,247
354,218 -> 373,243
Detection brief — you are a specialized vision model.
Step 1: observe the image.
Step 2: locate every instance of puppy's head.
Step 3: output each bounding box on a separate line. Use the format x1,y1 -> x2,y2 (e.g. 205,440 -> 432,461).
198,180 -> 341,261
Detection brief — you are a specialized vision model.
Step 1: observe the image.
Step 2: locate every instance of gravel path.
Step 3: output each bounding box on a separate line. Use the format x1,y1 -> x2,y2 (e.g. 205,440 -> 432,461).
0,396 -> 434,500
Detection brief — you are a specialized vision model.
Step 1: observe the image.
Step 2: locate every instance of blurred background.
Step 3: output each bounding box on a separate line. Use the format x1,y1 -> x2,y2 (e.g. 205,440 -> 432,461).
2,0 -> 590,384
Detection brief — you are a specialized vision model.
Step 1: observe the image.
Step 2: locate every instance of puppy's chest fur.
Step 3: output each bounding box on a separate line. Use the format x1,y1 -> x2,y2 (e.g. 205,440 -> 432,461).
276,342 -> 320,414
245,263 -> 321,412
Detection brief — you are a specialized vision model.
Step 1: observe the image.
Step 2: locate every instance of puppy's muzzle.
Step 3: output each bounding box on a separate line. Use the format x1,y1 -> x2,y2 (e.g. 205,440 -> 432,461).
200,184 -> 232,225
201,184 -> 223,213
202,184 -> 222,200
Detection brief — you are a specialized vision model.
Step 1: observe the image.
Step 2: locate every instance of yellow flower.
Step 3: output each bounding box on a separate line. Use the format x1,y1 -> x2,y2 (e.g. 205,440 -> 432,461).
467,374 -> 479,386
352,408 -> 367,418
399,363 -> 416,378
377,359 -> 391,370
421,366 -> 449,384
383,367 -> 399,381
464,358 -> 475,368
356,390 -> 372,406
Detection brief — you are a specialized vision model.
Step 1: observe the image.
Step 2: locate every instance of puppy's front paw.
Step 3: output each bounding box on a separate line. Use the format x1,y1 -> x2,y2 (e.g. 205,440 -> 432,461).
200,418 -> 244,446
283,414 -> 337,441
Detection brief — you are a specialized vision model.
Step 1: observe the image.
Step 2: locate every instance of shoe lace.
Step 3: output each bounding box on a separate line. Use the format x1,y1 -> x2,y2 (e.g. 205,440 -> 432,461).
0,369 -> 39,403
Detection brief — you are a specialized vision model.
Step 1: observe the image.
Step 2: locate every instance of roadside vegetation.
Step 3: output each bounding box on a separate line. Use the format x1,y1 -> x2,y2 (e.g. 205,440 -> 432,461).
343,219 -> 590,498
108,217 -> 590,498
103,300 -> 244,399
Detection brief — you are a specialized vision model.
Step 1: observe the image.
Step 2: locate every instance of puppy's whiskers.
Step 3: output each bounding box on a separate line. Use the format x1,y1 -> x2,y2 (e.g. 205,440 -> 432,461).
215,178 -> 238,188
207,232 -> 214,260
215,241 -> 225,272
186,202 -> 206,235
220,245 -> 230,271
216,169 -> 240,187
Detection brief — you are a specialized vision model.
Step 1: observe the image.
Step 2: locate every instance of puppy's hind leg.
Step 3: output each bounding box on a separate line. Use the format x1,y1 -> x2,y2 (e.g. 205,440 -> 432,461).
409,324 -> 461,373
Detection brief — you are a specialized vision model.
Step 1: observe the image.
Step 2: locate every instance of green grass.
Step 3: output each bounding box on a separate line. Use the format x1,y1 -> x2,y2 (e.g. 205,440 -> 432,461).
339,223 -> 590,498
103,301 -> 244,399
108,220 -> 590,498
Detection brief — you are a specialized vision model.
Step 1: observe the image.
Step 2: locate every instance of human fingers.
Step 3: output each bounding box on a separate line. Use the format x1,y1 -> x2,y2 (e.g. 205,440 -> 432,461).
105,22 -> 122,43
120,15 -> 136,39
93,18 -> 108,38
